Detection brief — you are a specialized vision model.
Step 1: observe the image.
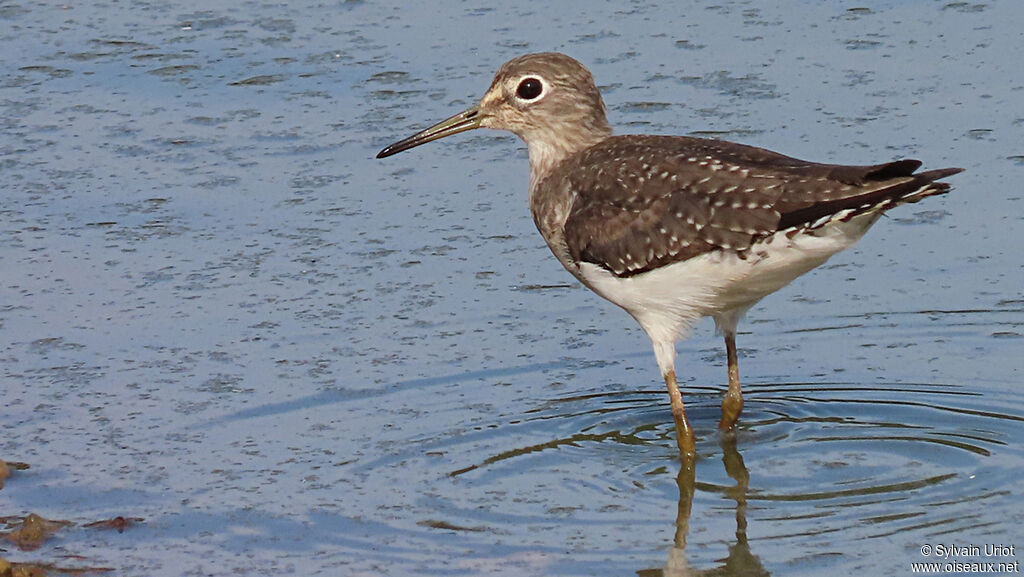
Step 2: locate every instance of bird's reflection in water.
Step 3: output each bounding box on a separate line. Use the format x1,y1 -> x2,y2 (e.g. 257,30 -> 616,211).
644,435 -> 768,577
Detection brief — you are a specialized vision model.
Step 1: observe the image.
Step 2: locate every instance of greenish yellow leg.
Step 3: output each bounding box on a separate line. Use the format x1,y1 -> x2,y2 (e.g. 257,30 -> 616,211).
664,369 -> 696,460
719,331 -> 744,430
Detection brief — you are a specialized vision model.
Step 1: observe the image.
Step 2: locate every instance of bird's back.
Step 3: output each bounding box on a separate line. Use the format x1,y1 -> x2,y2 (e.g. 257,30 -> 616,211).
531,135 -> 962,280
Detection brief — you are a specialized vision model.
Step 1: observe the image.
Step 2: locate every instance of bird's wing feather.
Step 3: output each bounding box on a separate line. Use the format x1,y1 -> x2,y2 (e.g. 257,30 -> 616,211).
558,135 -> 961,277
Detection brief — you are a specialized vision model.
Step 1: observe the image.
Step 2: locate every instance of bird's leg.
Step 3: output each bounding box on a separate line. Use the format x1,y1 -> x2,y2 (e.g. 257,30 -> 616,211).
719,330 -> 743,430
664,369 -> 696,460
651,339 -> 696,461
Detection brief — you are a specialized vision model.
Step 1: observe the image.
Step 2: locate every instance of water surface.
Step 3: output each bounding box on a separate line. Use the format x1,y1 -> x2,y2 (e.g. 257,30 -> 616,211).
1,1 -> 1022,575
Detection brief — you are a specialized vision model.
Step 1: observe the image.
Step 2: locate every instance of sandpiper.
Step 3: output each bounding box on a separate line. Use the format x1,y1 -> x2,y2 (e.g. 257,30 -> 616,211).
377,52 -> 962,459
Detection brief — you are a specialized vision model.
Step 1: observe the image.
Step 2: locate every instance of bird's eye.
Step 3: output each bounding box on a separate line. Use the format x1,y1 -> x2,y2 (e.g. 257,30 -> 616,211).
516,77 -> 543,100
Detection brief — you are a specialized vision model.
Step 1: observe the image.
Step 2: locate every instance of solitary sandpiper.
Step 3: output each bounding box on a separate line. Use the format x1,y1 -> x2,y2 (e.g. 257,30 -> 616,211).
377,52 -> 963,459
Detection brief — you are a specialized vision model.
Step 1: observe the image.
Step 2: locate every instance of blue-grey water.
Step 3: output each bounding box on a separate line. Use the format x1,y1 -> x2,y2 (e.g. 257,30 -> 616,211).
1,1 -> 1022,575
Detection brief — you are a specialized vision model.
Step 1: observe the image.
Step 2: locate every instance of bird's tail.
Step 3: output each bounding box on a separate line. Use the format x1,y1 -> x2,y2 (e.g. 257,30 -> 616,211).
894,167 -> 964,206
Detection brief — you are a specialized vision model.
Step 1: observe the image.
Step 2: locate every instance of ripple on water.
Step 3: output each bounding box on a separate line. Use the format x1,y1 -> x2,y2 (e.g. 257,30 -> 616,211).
369,377 -> 1023,572
736,382 -> 1021,541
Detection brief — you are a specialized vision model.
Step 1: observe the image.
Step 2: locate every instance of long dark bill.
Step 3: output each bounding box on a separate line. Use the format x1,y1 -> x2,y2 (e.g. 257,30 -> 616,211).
376,105 -> 482,159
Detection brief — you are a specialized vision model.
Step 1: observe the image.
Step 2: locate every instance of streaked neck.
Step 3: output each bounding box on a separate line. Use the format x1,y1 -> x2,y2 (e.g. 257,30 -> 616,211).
526,124 -> 611,191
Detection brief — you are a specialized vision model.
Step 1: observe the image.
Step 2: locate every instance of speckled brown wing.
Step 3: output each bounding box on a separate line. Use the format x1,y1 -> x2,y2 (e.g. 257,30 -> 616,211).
560,135 -> 961,277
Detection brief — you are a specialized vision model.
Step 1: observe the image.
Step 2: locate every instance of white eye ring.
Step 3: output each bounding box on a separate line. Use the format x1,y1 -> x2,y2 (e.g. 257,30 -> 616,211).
514,75 -> 547,102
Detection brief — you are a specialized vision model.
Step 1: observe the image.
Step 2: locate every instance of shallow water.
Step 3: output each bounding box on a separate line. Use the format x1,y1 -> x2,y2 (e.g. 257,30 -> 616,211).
1,1 -> 1022,575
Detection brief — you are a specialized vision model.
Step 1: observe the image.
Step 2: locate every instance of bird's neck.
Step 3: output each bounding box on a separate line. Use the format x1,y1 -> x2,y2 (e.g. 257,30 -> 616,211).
526,123 -> 612,191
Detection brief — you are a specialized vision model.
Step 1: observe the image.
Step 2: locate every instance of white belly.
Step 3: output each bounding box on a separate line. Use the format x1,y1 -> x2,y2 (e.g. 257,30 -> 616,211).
576,214 -> 880,344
